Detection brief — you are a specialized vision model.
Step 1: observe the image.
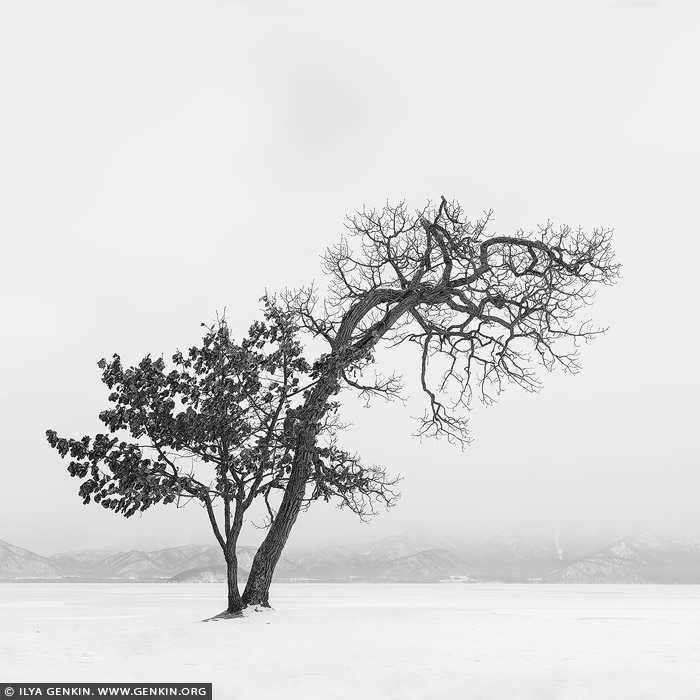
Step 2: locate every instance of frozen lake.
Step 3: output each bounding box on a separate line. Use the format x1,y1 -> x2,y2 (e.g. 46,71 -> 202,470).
1,583 -> 699,699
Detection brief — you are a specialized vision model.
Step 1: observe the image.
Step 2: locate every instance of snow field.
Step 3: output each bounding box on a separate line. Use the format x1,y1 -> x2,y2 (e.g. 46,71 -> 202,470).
1,583 -> 699,699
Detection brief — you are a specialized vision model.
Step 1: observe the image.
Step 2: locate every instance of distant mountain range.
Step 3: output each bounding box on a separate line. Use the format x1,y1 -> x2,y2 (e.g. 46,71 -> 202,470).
0,539 -> 302,583
2,530 -> 700,583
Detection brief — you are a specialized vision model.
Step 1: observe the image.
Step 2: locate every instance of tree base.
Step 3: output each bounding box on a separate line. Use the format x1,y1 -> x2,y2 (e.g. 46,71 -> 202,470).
202,609 -> 245,622
244,603 -> 273,612
202,603 -> 274,622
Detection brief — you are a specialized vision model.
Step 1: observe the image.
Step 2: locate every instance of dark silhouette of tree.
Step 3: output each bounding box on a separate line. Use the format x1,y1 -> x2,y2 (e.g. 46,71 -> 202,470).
46,300 -> 398,617
47,196 -> 619,616
240,197 -> 619,607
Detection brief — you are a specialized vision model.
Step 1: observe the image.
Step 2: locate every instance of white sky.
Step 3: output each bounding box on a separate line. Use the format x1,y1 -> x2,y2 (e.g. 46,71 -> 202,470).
1,0 -> 698,555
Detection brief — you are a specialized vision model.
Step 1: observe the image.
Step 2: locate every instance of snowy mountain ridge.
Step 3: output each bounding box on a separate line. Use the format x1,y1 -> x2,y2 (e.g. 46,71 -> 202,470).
2,530 -> 700,583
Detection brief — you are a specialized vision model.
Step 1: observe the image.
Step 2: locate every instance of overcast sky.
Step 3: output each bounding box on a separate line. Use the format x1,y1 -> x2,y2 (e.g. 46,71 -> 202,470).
1,0 -> 698,556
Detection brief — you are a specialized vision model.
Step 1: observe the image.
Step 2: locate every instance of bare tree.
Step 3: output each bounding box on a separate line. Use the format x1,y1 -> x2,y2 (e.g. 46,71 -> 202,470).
241,197 -> 619,607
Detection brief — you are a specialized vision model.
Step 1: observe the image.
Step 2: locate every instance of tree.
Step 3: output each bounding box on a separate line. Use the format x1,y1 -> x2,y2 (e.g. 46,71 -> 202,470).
46,300 -> 399,617
240,197 -> 620,607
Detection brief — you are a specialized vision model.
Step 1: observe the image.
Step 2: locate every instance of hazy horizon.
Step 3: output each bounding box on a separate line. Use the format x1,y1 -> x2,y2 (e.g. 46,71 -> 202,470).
4,521 -> 696,560
2,0 -> 699,557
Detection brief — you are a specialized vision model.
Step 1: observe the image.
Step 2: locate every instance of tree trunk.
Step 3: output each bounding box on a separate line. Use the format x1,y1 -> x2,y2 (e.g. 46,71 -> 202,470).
242,298 -> 415,607
225,549 -> 243,614
242,377 -> 338,607
241,459 -> 309,606
207,505 -> 245,619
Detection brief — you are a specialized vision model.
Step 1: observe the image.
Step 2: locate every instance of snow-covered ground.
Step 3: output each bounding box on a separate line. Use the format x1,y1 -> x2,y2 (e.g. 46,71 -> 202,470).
1,583 -> 699,699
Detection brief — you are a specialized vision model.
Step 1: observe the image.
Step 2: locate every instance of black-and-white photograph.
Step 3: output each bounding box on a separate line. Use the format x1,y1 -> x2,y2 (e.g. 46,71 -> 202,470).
1,1 -> 699,698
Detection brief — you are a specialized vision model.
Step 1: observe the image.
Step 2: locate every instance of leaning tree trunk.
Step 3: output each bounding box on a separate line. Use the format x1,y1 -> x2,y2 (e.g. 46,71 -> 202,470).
240,457 -> 311,606
242,296 -> 418,607
242,377 -> 338,607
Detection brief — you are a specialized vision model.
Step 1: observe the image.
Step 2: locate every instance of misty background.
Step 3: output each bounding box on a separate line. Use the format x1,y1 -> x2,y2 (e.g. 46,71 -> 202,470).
1,0 -> 698,557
